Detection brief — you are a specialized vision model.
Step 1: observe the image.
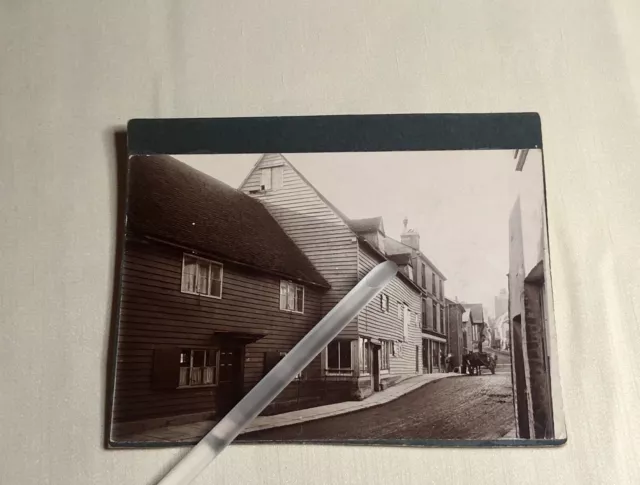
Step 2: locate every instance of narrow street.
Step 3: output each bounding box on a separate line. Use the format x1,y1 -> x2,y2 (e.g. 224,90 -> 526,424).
238,372 -> 516,441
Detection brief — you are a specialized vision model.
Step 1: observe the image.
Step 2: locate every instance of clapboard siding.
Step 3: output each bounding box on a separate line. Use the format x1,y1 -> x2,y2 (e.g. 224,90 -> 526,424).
113,239 -> 324,423
240,154 -> 359,338
357,245 -> 422,376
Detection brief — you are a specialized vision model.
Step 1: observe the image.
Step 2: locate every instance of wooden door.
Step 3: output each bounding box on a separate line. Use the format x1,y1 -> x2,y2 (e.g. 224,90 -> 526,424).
216,348 -> 244,416
422,341 -> 429,372
372,346 -> 381,392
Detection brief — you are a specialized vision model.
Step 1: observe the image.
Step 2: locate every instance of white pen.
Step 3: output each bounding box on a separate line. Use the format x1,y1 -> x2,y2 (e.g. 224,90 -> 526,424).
157,260 -> 398,485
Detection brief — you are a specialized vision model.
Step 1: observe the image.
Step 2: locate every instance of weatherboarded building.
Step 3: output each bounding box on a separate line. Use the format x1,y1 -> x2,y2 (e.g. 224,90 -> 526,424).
508,148 -> 555,440
240,154 -> 424,399
112,155 -> 332,437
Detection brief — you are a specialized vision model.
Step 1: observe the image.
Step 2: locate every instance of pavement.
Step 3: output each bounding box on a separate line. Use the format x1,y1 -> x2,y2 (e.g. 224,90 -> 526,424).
117,372 -> 461,443
244,372 -> 462,433
240,373 -> 516,441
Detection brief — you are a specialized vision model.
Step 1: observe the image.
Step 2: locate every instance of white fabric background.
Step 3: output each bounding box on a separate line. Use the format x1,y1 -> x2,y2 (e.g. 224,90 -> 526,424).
2,1 -> 640,484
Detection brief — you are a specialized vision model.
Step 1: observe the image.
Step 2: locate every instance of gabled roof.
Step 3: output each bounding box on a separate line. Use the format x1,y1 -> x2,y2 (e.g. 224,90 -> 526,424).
349,216 -> 385,235
127,155 -> 330,288
462,303 -> 485,324
239,154 -> 420,294
267,154 -> 355,227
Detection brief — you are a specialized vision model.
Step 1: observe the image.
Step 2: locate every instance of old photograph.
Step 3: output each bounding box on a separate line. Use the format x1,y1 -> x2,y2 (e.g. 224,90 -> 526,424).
109,148 -> 556,445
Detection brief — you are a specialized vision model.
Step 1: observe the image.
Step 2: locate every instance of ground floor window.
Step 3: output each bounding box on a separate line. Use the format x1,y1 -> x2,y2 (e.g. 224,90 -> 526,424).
179,349 -> 218,387
381,340 -> 391,371
326,340 -> 352,375
359,337 -> 371,374
431,341 -> 440,371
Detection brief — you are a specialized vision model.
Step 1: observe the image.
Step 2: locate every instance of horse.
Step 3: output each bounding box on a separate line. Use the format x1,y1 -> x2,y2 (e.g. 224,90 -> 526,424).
463,352 -> 497,375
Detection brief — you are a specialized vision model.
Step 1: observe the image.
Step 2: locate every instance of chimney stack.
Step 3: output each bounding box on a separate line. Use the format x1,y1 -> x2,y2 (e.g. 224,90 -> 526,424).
400,217 -> 420,250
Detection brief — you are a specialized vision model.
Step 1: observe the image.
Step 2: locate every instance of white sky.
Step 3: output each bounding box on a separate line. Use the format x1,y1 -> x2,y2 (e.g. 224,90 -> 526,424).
176,150 -> 544,319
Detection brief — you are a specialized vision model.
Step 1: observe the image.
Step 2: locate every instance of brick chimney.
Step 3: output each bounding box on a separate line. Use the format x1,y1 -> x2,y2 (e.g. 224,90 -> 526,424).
400,217 -> 420,250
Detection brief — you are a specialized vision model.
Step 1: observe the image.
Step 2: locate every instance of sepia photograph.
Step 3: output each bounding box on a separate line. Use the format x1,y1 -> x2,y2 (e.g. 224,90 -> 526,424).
109,146 -> 557,446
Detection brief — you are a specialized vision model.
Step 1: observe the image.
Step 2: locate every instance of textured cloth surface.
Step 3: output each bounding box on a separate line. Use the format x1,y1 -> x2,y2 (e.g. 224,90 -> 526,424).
1,2 -> 640,485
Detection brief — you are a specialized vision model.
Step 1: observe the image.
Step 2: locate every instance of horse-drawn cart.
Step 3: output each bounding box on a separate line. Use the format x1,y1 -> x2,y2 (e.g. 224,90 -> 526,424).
461,351 -> 497,375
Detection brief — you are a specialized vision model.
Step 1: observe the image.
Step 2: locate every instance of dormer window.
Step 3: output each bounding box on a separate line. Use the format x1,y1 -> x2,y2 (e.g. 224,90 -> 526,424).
260,166 -> 284,191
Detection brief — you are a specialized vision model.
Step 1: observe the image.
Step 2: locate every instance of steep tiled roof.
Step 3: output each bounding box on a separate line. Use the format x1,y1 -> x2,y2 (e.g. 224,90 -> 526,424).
127,155 -> 330,288
384,236 -> 410,255
387,253 -> 412,266
349,216 -> 384,235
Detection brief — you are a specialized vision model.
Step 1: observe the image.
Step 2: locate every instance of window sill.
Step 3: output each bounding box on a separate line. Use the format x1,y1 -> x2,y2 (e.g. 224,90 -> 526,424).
177,384 -> 217,389
280,308 -> 304,315
181,289 -> 222,300
324,370 -> 353,377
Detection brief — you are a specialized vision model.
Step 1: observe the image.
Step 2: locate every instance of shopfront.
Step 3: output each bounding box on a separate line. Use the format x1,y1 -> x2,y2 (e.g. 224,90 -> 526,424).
422,335 -> 448,373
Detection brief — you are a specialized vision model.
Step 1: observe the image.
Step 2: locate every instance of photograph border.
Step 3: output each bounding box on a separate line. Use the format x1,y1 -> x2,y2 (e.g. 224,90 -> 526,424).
127,113 -> 542,155
107,113 -> 564,449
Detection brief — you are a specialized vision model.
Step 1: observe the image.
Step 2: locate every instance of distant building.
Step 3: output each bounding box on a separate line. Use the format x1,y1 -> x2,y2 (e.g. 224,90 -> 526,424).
445,298 -> 466,369
494,288 -> 508,317
486,315 -> 497,348
494,312 -> 510,351
462,303 -> 487,352
461,309 -> 471,353
508,148 -> 554,440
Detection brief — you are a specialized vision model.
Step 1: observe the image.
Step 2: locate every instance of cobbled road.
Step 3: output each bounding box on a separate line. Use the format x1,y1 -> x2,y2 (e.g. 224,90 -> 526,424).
238,373 -> 516,442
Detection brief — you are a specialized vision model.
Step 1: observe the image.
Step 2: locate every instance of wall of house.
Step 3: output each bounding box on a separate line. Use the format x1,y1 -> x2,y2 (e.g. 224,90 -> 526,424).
425,296 -> 434,330
509,197 -> 535,437
113,238 -> 325,425
240,154 -> 359,339
414,256 -> 426,289
511,150 -> 546,277
524,280 -> 554,438
424,296 -> 447,335
357,245 -> 422,377
420,261 -> 445,303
